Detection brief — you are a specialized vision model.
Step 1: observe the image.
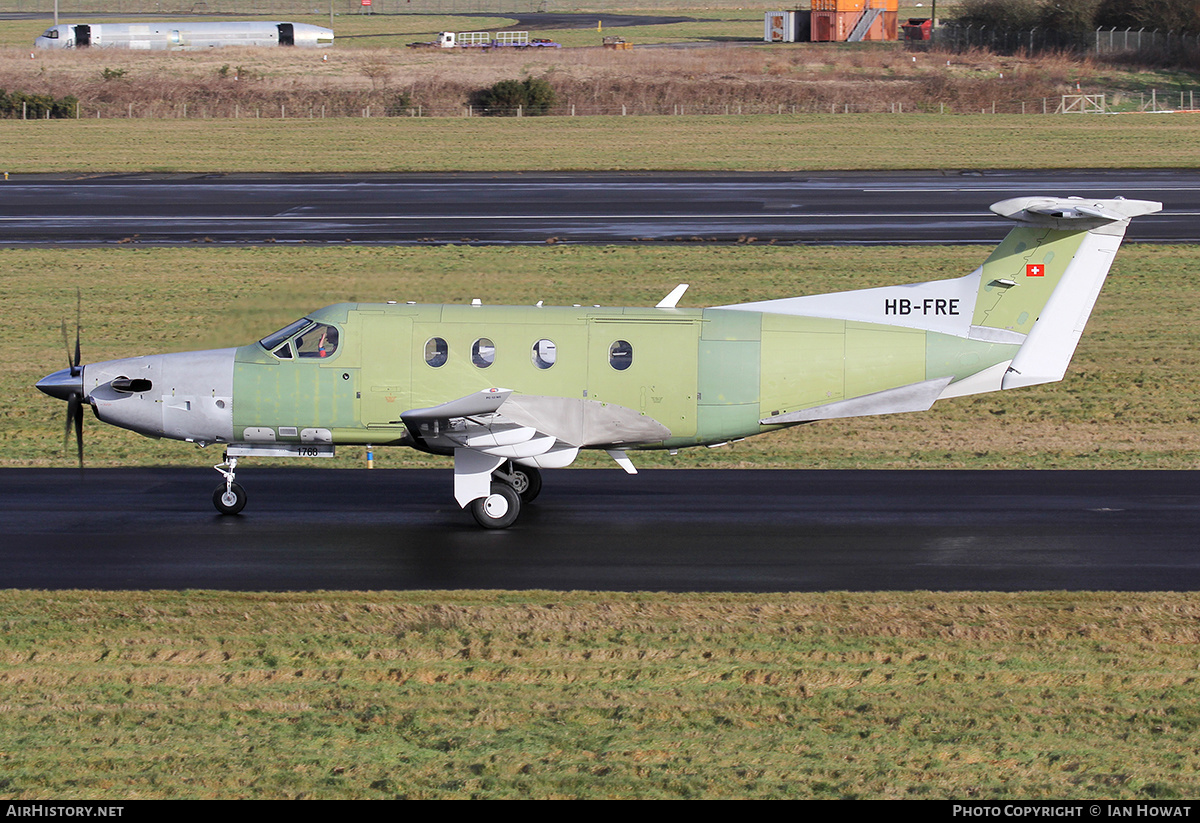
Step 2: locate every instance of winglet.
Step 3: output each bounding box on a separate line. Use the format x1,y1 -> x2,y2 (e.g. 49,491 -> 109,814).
990,196 -> 1161,227
656,284 -> 689,309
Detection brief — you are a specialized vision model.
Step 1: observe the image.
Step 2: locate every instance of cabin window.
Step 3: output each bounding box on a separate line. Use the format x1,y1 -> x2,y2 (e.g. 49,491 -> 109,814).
472,338 -> 495,368
297,323 -> 338,358
609,340 -> 633,371
531,339 -> 557,370
424,337 -> 448,368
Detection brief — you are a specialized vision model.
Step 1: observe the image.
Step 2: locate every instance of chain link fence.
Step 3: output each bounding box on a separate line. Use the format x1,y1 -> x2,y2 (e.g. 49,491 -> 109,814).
918,22 -> 1199,64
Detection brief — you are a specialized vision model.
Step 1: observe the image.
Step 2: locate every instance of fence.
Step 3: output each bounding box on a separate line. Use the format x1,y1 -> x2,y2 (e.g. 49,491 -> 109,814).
923,22 -> 1200,63
9,92 -> 1199,119
1094,27 -> 1200,61
924,23 -> 1088,54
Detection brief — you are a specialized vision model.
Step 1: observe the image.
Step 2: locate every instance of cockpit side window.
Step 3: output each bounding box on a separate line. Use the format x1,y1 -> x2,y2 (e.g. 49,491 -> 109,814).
260,318 -> 313,352
271,342 -> 293,360
42,28 -> 60,38
296,323 -> 339,358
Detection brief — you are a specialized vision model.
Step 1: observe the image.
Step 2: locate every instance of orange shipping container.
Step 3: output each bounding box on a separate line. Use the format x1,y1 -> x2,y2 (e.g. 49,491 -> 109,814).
810,0 -> 898,41
811,0 -> 896,12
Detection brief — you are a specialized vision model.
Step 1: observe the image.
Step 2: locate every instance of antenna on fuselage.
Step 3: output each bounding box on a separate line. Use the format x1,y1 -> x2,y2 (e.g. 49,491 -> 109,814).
656,284 -> 689,309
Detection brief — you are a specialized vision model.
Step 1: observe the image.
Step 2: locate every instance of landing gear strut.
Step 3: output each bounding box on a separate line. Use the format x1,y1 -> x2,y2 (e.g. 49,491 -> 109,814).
493,461 -> 542,503
212,454 -> 247,515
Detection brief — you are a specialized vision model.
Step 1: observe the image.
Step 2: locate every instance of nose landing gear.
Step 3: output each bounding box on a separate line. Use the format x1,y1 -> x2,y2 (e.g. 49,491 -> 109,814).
213,454 -> 247,515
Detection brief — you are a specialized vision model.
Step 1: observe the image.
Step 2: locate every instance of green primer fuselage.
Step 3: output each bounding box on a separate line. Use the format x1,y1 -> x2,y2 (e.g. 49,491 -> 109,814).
231,302 -> 1019,452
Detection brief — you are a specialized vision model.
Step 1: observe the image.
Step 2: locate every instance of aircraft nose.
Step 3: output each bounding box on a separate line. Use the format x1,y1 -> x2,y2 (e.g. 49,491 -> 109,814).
36,367 -> 84,402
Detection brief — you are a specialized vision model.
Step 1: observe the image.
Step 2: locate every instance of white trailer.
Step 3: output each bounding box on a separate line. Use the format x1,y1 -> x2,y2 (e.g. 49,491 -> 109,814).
414,31 -> 555,49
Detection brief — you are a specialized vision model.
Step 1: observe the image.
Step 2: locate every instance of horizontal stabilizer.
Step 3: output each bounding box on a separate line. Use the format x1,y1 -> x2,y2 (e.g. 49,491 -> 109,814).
991,196 -> 1161,230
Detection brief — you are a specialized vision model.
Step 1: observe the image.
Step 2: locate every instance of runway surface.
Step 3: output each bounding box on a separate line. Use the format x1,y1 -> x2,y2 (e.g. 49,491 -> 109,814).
1,169 -> 1193,245
5,468 -> 1199,592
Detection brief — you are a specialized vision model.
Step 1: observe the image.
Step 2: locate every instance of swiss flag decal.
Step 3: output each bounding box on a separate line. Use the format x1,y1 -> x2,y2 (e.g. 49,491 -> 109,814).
1026,263 -> 1045,277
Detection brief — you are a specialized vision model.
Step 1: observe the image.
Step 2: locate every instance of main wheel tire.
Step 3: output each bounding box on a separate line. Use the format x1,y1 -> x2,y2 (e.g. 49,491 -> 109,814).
213,482 -> 247,515
470,483 -> 521,530
507,464 -> 542,503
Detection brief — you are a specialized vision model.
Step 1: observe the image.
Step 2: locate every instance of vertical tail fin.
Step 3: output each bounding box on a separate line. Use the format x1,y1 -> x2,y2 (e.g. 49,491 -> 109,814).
977,197 -> 1161,389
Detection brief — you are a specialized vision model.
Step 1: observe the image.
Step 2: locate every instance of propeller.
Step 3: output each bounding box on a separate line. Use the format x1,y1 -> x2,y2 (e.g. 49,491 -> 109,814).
53,291 -> 85,468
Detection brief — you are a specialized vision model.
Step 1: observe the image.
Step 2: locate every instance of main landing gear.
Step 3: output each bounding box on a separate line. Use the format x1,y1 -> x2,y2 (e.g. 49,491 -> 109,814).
470,463 -> 542,529
212,454 -> 246,515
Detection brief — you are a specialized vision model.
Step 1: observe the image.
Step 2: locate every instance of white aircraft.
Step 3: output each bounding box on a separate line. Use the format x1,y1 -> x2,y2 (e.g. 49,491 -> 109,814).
35,21 -> 333,50
37,196 -> 1161,528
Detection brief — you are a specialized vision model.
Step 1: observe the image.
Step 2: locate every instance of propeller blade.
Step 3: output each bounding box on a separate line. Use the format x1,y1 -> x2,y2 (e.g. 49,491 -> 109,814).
60,319 -> 71,368
64,391 -> 84,468
73,394 -> 84,469
62,391 -> 75,449
72,290 -> 82,376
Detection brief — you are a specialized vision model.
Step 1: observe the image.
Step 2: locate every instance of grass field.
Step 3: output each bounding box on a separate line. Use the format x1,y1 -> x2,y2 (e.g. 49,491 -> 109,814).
5,114 -> 1200,173
2,589 -> 1199,799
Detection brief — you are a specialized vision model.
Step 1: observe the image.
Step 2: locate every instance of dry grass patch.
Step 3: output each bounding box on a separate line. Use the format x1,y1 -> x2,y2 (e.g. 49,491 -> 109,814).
0,37 -> 1168,117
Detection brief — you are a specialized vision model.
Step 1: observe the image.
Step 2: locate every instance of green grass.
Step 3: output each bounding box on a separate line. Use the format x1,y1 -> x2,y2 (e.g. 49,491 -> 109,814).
13,243 -> 1200,471
1,589 -> 1198,799
4,114 -> 1200,173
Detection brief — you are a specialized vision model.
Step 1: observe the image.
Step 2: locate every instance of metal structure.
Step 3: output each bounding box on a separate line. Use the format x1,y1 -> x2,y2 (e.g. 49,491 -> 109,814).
35,20 -> 334,49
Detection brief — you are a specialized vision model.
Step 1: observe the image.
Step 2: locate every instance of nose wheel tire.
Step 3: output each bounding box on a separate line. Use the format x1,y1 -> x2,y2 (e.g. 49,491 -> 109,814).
470,483 -> 521,529
213,482 -> 247,515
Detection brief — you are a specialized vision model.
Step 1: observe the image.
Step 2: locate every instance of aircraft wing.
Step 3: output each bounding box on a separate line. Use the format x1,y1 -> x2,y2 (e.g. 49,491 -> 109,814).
400,389 -> 671,507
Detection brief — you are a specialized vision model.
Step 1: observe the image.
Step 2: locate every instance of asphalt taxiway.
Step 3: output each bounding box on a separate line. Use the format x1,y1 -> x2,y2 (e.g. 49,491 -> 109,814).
1,169 -> 1194,245
5,468 -> 1198,591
